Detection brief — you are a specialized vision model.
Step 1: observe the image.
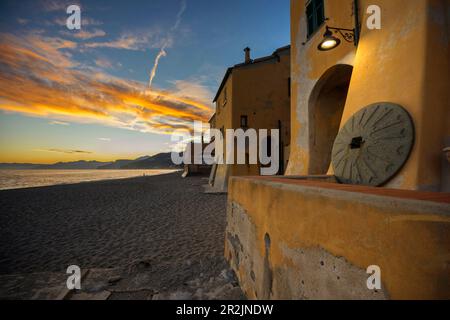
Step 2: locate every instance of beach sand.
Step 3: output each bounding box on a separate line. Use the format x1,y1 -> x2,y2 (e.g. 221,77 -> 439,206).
0,172 -> 244,300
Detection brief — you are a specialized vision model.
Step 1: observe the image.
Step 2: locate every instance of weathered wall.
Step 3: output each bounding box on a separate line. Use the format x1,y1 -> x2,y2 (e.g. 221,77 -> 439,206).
231,49 -> 291,177
211,48 -> 291,191
288,0 -> 450,191
288,0 -> 356,176
215,75 -> 233,132
308,64 -> 353,174
414,0 -> 449,191
225,176 -> 450,300
212,74 -> 234,191
340,0 -> 450,191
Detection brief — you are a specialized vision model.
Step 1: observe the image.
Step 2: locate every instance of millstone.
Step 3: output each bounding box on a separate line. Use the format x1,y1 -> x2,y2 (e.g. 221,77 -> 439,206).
331,102 -> 414,186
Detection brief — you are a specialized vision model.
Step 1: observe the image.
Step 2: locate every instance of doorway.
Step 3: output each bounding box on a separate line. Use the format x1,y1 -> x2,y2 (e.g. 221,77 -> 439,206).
308,64 -> 353,174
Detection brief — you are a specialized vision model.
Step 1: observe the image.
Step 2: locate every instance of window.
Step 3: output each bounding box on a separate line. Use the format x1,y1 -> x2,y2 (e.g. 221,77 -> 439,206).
240,115 -> 248,128
306,0 -> 325,38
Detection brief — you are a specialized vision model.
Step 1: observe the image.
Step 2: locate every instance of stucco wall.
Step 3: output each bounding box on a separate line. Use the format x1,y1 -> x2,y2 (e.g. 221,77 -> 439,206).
288,0 -> 356,176
288,0 -> 450,191
231,49 -> 291,177
212,74 -> 234,191
213,73 -> 233,143
225,176 -> 450,300
341,0 -> 449,191
210,49 -> 291,191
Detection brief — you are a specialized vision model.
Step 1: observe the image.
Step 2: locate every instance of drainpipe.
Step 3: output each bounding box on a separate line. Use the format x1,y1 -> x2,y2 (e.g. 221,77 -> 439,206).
353,0 -> 361,46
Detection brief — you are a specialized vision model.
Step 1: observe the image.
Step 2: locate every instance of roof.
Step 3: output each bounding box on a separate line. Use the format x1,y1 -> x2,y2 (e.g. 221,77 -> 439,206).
212,45 -> 290,103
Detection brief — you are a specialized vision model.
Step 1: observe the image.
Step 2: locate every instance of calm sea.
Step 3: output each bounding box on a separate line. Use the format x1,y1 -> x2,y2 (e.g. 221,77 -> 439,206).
0,169 -> 179,190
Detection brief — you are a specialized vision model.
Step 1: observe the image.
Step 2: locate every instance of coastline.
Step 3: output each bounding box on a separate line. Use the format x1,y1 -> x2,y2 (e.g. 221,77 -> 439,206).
0,169 -> 181,191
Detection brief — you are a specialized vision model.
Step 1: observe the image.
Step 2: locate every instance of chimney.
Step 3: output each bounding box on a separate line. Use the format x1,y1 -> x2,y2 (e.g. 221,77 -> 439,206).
244,47 -> 251,64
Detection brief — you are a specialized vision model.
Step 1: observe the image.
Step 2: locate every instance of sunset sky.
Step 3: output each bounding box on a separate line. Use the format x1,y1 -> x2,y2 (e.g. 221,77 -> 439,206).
0,0 -> 289,164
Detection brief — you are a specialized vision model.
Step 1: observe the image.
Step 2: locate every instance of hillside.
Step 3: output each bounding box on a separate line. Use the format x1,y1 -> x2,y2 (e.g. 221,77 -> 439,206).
120,153 -> 179,169
0,154 -> 179,170
36,161 -> 110,170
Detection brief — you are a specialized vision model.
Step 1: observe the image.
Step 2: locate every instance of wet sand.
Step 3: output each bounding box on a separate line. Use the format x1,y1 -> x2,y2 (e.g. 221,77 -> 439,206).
0,172 -> 243,300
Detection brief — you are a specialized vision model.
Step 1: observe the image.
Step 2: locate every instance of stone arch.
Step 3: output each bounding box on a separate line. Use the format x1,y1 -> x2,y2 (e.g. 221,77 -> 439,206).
308,64 -> 353,174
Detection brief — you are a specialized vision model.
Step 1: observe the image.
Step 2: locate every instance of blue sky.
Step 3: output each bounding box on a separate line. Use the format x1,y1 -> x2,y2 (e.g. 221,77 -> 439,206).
0,0 -> 289,163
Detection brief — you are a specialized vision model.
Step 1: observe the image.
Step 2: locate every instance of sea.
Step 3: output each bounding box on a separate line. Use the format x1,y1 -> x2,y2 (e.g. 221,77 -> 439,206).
0,169 -> 179,190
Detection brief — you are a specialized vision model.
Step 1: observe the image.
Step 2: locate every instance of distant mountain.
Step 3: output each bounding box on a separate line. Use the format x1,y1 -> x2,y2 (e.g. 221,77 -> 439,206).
0,153 -> 179,170
134,155 -> 151,161
0,163 -> 41,170
98,154 -> 176,169
36,160 -> 111,170
121,153 -> 179,169
97,159 -> 134,170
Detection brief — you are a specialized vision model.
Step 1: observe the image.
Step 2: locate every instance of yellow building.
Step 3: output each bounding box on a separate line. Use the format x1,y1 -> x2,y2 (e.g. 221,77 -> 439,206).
225,0 -> 450,300
209,46 -> 291,192
288,0 -> 449,192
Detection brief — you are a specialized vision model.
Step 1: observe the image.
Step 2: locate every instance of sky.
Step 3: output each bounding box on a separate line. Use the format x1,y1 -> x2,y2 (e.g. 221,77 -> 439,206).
0,0 -> 290,163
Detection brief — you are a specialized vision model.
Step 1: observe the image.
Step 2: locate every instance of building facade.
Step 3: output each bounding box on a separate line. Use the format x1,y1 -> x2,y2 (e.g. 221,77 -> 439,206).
209,46 -> 291,191
288,0 -> 449,192
225,0 -> 450,300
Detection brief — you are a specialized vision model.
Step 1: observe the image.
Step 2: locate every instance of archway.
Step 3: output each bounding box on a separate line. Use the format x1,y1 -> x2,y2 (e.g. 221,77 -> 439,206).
308,64 -> 353,174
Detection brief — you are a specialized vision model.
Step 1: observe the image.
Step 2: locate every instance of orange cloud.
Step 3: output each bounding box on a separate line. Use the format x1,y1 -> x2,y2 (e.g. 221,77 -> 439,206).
0,32 -> 213,135
34,148 -> 93,154
94,58 -> 114,69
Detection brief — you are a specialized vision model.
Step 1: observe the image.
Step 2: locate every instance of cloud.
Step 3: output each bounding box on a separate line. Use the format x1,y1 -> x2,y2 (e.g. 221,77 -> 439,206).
94,58 -> 114,69
49,120 -> 70,126
172,0 -> 187,31
41,1 -> 83,13
62,29 -> 106,40
0,31 -> 74,66
0,32 -> 213,135
54,17 -> 103,27
35,148 -> 92,154
84,29 -> 168,51
17,18 -> 29,25
148,0 -> 187,88
42,0 -> 72,12
169,78 -> 214,104
82,17 -> 104,26
98,138 -> 111,142
85,34 -> 150,51
148,49 -> 167,88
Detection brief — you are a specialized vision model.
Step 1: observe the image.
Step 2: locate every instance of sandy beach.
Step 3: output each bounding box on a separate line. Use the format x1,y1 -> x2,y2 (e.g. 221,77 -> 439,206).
0,172 -> 243,300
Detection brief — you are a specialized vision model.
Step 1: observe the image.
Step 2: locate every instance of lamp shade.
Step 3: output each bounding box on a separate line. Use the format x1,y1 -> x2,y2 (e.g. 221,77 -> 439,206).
318,29 -> 341,51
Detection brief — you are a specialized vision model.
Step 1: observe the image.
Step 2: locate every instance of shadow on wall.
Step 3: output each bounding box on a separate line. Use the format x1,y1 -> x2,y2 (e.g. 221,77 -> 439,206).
308,64 -> 353,174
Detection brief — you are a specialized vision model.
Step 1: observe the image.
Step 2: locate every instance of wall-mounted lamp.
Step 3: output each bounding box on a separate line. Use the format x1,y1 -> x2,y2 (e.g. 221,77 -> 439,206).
443,147 -> 450,164
318,26 -> 357,51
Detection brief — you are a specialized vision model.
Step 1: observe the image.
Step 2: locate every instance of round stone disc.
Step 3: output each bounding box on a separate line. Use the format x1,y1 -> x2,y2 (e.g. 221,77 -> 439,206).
331,103 -> 414,186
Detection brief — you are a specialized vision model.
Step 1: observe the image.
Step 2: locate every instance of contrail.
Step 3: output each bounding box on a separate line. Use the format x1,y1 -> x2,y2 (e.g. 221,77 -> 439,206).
148,0 -> 187,90
171,0 -> 187,32
148,48 -> 167,88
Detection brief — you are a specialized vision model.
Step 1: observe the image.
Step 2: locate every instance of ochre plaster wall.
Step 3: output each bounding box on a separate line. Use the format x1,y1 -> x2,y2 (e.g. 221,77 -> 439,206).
288,0 -> 449,191
225,176 -> 450,299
